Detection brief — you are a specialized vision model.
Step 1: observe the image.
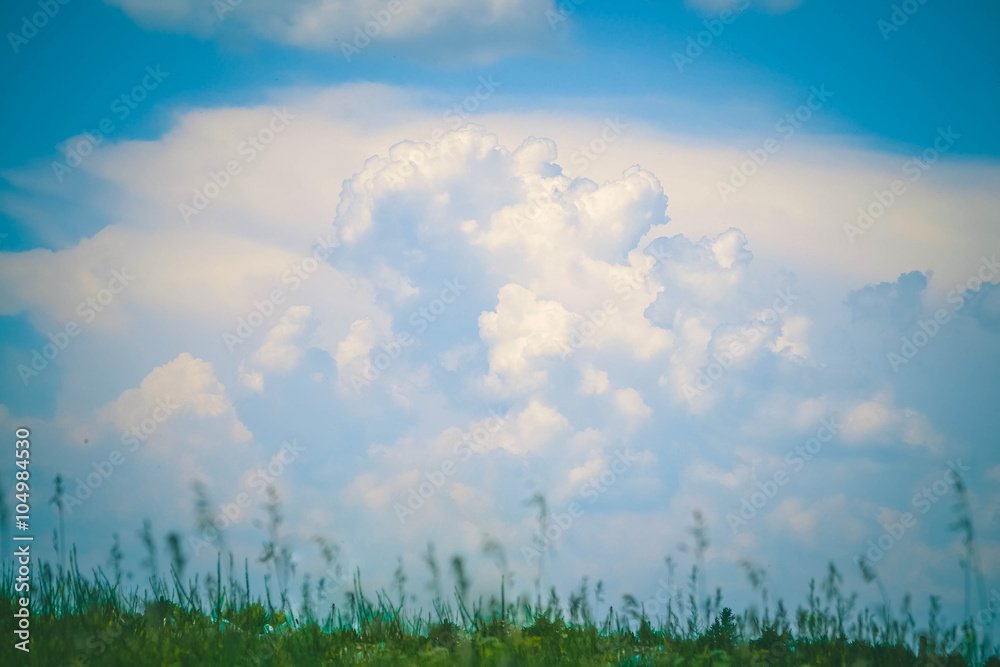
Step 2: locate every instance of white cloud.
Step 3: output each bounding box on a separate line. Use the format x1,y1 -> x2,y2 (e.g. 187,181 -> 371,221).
105,0 -> 563,62
579,364 -> 609,395
479,284 -> 580,393
492,400 -> 568,456
345,469 -> 419,510
843,397 -> 893,440
687,461 -> 742,489
100,352 -> 251,443
334,318 -> 379,379
251,305 -> 312,372
771,314 -> 812,359
765,495 -> 840,546
237,361 -> 265,392
439,342 -> 479,371
374,263 -> 420,302
449,482 -> 492,515
614,387 -> 652,421
3,83 -> 998,614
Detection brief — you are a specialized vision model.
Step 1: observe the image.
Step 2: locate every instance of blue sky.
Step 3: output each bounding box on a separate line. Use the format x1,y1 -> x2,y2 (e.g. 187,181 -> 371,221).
1,0 -> 999,633
3,0 -> 1000,172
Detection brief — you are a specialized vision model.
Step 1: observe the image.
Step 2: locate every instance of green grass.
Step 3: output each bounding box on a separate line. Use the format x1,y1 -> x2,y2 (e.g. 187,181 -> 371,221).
2,481 -> 997,665
1,546 -> 997,666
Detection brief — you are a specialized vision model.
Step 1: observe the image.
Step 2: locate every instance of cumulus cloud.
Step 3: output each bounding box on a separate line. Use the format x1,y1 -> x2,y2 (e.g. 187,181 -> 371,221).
492,400 -> 568,456
100,352 -> 251,443
479,284 -> 581,393
614,387 -> 652,421
251,305 -> 313,372
771,314 -> 811,359
641,229 -> 802,413
332,125 -> 676,399
579,364 -> 609,395
3,83 -> 998,614
237,362 -> 265,392
846,271 -> 928,327
840,392 -> 946,453
334,318 -> 380,385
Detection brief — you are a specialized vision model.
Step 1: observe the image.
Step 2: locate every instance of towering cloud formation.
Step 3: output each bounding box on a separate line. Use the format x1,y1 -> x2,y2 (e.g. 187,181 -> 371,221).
1,85 -> 997,613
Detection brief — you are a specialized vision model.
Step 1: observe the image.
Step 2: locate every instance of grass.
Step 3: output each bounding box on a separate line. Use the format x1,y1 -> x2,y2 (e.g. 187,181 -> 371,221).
1,480 -> 997,666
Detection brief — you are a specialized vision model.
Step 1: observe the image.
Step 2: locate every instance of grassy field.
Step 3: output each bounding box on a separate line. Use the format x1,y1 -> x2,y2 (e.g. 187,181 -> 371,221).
2,546 -> 997,666
2,483 -> 997,666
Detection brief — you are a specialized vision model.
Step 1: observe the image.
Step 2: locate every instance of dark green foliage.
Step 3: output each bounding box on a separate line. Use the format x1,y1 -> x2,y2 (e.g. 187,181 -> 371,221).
427,621 -> 461,649
706,607 -> 738,651
2,483 -> 995,665
2,554 -> 997,667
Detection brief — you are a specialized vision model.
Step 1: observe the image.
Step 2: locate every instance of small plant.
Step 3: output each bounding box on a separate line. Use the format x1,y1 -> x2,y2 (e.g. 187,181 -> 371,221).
706,607 -> 738,650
